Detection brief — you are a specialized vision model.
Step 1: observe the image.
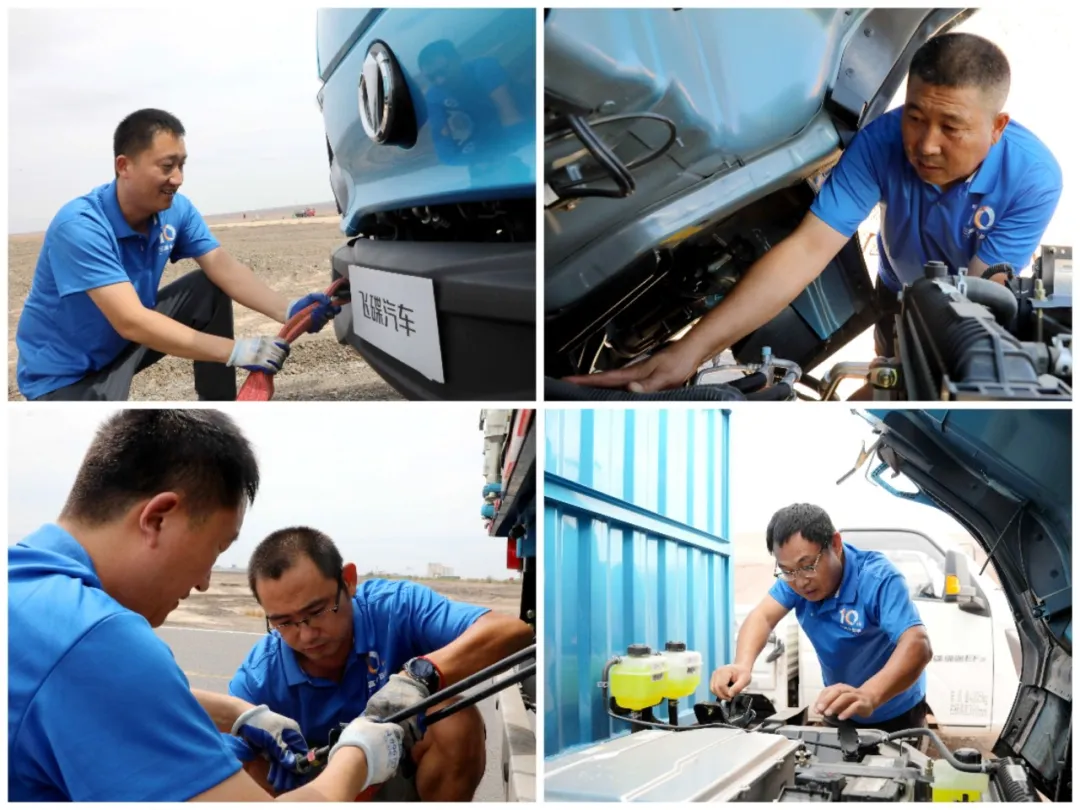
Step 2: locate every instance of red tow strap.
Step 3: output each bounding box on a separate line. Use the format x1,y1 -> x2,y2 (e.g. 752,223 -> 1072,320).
236,277 -> 350,401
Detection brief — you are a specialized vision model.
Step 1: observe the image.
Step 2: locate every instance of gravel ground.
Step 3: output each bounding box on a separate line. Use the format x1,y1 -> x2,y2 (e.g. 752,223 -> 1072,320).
7,217 -> 403,401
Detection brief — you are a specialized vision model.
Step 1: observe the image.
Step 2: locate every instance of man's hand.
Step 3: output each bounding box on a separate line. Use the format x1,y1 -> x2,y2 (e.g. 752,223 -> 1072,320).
227,336 -> 290,373
330,717 -> 405,791
287,292 -> 341,333
709,663 -> 752,701
815,684 -> 877,721
363,673 -> 429,750
231,704 -> 309,793
563,342 -> 704,393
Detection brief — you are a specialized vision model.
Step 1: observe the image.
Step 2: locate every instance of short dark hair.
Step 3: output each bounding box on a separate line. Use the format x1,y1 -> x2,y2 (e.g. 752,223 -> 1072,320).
765,503 -> 836,554
61,409 -> 259,526
114,108 -> 185,161
248,526 -> 343,602
418,40 -> 459,72
908,32 -> 1010,111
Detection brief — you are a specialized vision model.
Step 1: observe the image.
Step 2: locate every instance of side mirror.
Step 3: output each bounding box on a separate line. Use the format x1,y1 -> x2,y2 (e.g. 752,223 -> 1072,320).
943,549 -> 968,603
957,588 -> 991,617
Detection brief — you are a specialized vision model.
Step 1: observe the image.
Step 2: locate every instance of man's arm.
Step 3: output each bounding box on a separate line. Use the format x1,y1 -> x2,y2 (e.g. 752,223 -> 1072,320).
564,212 -> 851,392
860,625 -> 933,708
195,247 -> 290,324
424,611 -> 533,687
191,688 -> 256,733
87,282 -> 234,363
190,745 -> 372,802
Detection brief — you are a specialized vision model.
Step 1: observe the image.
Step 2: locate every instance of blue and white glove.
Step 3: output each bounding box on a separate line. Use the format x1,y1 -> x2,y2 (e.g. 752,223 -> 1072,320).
287,292 -> 341,333
329,716 -> 405,791
232,704 -> 310,794
227,337 -> 290,374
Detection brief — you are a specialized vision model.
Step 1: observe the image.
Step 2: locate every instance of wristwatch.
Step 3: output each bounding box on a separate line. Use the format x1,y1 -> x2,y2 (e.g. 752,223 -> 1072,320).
981,262 -> 1015,282
403,656 -> 441,694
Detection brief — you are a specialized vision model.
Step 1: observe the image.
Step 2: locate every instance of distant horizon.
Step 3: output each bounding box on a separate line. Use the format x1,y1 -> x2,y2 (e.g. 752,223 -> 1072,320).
9,199 -> 340,238
211,565 -> 521,582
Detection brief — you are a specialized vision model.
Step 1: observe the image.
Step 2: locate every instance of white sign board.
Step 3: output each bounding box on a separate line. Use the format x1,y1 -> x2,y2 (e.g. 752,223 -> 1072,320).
348,264 -> 445,383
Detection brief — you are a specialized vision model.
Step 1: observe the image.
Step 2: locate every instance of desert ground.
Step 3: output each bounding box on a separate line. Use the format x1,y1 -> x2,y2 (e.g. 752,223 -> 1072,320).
7,216 -> 403,401
166,569 -> 522,633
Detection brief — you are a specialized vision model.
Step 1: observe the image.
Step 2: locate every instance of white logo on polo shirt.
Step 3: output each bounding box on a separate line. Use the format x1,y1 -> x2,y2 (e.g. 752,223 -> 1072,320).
158,224 -> 177,255
973,205 -> 996,232
839,608 -> 863,634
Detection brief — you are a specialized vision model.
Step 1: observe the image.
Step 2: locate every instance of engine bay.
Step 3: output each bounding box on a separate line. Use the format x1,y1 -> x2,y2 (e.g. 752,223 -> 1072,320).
544,704 -> 1051,802
545,182 -> 1072,401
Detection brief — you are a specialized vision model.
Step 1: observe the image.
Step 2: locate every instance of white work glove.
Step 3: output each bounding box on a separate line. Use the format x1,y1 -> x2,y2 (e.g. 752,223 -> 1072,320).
227,336 -> 290,374
328,716 -> 404,791
363,673 -> 429,751
231,704 -> 309,793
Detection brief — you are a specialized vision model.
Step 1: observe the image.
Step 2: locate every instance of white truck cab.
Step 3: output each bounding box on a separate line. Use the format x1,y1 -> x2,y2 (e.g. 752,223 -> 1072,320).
738,528 -> 1020,735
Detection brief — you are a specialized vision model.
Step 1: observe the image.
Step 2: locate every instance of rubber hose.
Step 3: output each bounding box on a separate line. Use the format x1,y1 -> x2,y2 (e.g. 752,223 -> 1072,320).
993,758 -> 1038,802
961,275 -> 1019,327
905,278 -> 1038,386
729,372 -> 767,393
744,382 -> 792,401
544,377 -> 746,401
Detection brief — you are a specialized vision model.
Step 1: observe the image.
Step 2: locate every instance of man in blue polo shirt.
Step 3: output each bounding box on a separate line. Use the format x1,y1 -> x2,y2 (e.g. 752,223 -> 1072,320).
15,108 -> 340,401
214,526 -> 534,800
9,410 -> 404,802
711,504 -> 933,735
567,31 -> 1063,394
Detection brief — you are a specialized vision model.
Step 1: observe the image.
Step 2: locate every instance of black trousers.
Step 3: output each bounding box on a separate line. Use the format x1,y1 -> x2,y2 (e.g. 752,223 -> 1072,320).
36,270 -> 236,401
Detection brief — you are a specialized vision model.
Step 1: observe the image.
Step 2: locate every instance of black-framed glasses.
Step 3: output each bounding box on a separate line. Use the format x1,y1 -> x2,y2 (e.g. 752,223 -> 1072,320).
774,549 -> 825,582
266,578 -> 346,634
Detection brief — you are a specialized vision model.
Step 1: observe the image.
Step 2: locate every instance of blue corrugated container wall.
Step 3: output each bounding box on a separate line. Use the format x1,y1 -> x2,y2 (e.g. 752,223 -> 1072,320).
543,409 -> 733,758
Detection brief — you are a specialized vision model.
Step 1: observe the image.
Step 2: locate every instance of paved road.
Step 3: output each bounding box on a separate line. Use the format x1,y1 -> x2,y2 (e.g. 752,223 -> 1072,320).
156,625 -> 505,802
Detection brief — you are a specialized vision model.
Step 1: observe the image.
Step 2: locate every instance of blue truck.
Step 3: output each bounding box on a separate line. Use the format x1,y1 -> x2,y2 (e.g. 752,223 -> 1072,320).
316,9 -> 536,400
481,409 -> 537,801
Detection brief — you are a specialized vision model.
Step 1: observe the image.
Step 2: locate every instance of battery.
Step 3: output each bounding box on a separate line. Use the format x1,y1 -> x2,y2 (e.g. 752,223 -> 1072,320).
841,775 -> 904,801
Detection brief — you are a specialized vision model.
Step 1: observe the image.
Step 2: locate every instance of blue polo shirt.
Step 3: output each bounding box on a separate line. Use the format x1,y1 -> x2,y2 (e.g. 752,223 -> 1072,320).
8,524 -> 241,801
811,107 -> 1062,292
15,181 -> 221,399
768,542 -> 927,725
229,579 -> 489,747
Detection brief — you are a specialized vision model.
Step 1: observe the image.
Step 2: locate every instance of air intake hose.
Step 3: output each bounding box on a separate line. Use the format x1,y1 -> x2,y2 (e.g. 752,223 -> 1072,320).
545,377 -> 747,401
991,758 -> 1038,802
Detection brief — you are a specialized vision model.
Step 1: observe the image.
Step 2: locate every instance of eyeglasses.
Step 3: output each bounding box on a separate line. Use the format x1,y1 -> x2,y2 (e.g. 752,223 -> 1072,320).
774,550 -> 825,582
266,579 -> 345,633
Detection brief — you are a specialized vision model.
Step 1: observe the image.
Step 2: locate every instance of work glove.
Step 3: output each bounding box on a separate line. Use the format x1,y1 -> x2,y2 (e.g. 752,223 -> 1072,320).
232,704 -> 310,794
287,292 -> 341,333
329,716 -> 405,792
363,673 -> 429,751
221,731 -> 258,762
227,336 -> 290,374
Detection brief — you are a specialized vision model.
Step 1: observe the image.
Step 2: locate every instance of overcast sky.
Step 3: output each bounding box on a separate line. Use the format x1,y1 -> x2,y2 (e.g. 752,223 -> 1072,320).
726,408 -> 965,551
9,8 -> 331,234
7,405 -> 511,579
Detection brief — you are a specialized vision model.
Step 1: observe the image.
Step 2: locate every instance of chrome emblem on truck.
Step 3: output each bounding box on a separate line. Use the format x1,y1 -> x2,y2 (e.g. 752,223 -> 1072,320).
359,42 -> 399,143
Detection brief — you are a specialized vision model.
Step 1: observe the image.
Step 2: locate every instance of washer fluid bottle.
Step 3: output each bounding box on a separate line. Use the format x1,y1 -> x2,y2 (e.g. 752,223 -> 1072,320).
660,641 -> 702,699
609,644 -> 667,710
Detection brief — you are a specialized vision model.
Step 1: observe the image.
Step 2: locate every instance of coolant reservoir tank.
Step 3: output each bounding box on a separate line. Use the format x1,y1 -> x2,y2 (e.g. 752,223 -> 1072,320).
660,641 -> 702,699
931,748 -> 988,802
609,644 -> 666,711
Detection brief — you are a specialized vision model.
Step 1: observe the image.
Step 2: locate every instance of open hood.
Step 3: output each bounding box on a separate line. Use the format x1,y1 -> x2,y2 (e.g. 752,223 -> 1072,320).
862,409 -> 1071,800
544,8 -> 974,380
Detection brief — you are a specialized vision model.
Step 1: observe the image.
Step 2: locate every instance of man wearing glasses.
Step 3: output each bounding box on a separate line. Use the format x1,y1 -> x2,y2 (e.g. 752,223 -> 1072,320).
204,526 -> 533,800
710,503 -> 934,736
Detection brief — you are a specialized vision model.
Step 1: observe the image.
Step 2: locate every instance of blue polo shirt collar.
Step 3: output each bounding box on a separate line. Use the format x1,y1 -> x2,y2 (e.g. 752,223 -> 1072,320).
100,181 -> 142,240
811,543 -> 860,615
27,524 -> 102,588
967,133 -> 1006,195
280,595 -> 369,687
